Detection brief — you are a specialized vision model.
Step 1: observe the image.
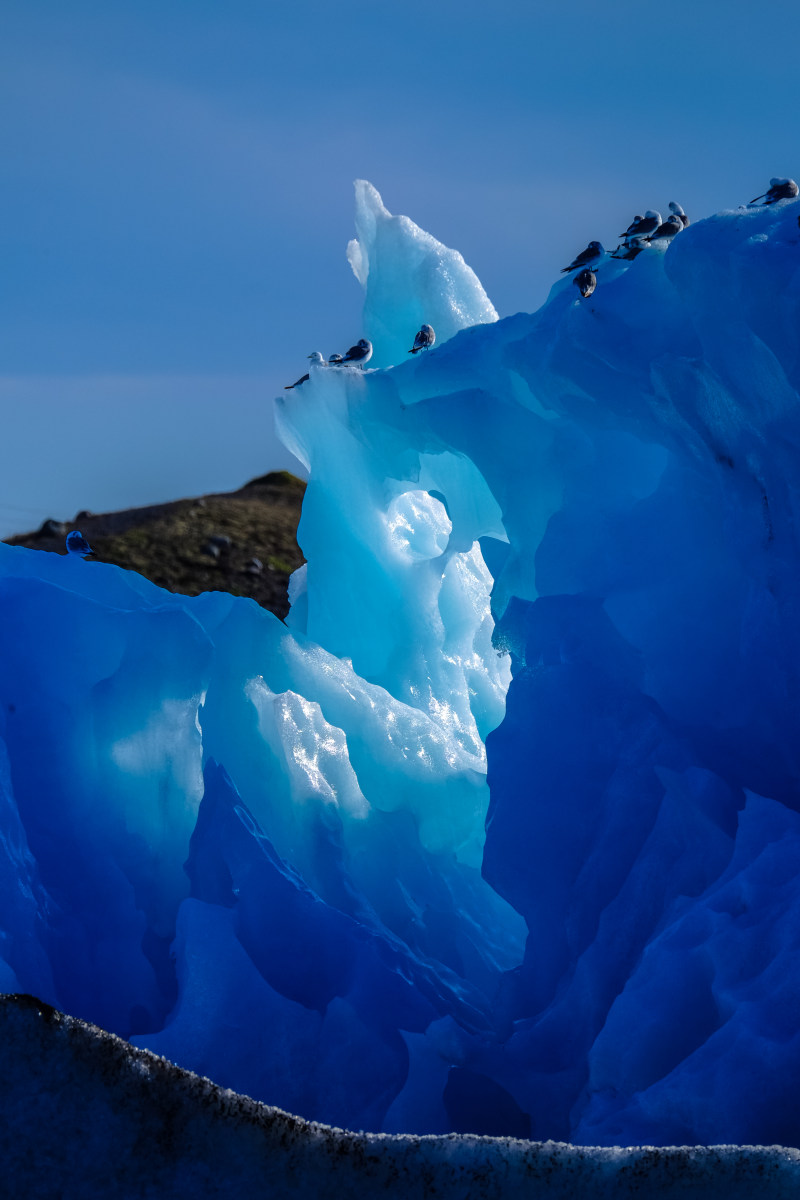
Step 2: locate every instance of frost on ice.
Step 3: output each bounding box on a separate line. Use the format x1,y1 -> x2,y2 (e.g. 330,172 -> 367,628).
3,184 -> 800,1151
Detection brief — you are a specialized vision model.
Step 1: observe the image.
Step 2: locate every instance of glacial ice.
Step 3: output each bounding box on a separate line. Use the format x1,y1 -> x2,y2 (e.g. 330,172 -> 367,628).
2,182 -> 800,1155
345,179 -> 498,370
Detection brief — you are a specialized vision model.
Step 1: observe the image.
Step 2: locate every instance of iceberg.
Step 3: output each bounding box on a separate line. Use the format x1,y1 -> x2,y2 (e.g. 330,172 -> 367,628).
2,180 -> 800,1153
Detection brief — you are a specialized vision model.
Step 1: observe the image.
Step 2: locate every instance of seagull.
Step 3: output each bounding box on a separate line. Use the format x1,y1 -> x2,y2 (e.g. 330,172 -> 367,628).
620,211 -> 662,240
620,214 -> 644,238
328,353 -> 344,364
409,324 -> 435,354
561,241 -> 604,273
610,237 -> 649,261
340,338 -> 373,366
65,530 -> 93,558
285,351 -> 325,389
573,269 -> 596,298
669,201 -> 690,228
645,215 -> 683,242
750,178 -> 799,205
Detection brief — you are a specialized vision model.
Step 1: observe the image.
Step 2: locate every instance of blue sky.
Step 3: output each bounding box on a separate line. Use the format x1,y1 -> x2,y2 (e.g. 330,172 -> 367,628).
1,0 -> 797,535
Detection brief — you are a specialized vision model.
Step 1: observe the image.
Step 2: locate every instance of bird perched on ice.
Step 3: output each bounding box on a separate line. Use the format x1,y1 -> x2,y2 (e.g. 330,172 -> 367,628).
610,237 -> 649,261
65,530 -> 93,558
340,339 -> 373,366
573,269 -> 596,298
328,353 -> 343,364
620,212 -> 662,240
561,241 -> 604,273
645,215 -> 683,242
669,201 -> 690,228
285,351 -> 325,389
750,178 -> 799,205
620,214 -> 644,238
409,324 -> 435,354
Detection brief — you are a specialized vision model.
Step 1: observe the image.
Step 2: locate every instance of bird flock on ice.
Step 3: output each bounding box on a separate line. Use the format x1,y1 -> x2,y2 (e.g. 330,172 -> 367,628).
284,326 -> 436,389
563,177 -> 798,301
279,176 -> 797,385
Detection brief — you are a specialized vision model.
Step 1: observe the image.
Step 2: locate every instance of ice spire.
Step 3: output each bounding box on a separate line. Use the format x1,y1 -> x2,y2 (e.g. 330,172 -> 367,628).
346,180 -> 497,369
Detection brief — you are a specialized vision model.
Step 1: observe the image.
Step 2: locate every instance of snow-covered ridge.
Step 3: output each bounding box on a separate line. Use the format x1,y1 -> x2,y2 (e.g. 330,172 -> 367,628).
4,995 -> 800,1200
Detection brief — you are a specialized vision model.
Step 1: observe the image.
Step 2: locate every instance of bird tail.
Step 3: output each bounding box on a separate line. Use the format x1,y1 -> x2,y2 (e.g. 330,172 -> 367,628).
284,384 -> 295,389
750,194 -> 766,204
409,348 -> 418,354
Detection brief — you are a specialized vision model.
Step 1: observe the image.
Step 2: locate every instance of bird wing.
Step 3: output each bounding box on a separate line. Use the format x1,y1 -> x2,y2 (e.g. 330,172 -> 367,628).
562,252 -> 587,272
285,373 -> 310,389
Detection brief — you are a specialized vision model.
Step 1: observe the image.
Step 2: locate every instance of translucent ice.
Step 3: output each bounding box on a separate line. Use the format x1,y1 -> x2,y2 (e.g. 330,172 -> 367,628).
3,184 -> 800,1149
346,180 -> 498,369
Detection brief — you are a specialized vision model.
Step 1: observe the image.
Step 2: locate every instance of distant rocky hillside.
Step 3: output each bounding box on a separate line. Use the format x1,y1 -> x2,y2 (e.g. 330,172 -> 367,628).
3,471 -> 305,620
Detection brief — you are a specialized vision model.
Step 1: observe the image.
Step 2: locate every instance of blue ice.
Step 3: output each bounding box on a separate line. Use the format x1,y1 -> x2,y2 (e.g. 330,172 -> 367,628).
2,182 -> 800,1147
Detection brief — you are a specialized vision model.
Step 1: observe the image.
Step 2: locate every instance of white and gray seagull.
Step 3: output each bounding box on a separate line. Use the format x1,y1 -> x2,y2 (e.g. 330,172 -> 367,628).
285,351 -> 325,389
645,215 -> 683,242
66,530 -> 93,558
750,178 -> 799,206
669,201 -> 690,228
619,214 -> 644,238
620,211 -> 662,240
610,237 -> 649,261
340,338 -> 373,367
573,269 -> 596,298
561,241 -> 605,273
409,324 -> 435,354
